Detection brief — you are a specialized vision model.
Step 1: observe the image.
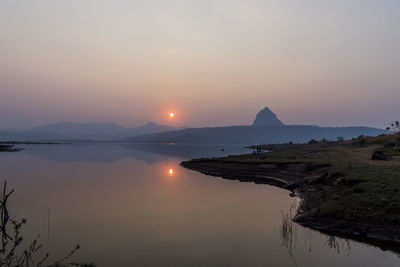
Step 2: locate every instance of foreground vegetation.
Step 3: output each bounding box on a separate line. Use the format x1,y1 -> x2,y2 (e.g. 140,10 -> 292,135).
0,181 -> 95,267
182,133 -> 400,249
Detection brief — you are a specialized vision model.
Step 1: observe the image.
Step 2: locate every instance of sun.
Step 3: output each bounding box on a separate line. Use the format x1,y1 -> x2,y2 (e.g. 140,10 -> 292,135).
169,112 -> 175,118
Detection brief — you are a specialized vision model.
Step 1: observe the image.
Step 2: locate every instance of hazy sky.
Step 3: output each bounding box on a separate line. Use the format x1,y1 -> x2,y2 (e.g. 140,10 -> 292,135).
1,0 -> 399,129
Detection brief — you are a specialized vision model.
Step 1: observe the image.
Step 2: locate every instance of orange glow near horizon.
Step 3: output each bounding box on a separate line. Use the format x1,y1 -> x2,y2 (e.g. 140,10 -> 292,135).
1,2 -> 399,130
168,168 -> 174,176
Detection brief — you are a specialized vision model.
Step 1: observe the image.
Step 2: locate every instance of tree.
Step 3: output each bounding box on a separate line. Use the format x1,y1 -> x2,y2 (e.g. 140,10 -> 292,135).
386,121 -> 400,133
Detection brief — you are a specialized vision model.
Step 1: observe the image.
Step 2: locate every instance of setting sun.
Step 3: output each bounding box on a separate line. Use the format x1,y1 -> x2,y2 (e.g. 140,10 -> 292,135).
169,112 -> 175,118
168,168 -> 174,176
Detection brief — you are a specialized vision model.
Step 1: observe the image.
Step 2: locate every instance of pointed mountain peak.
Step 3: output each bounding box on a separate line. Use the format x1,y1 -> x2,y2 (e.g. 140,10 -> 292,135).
252,107 -> 284,127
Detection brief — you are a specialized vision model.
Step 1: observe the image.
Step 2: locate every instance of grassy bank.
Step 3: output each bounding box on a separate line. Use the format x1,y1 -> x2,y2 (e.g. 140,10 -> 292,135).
181,133 -> 400,249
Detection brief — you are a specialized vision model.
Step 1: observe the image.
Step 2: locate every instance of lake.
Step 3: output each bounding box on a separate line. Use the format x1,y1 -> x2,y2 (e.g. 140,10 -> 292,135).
1,143 -> 399,266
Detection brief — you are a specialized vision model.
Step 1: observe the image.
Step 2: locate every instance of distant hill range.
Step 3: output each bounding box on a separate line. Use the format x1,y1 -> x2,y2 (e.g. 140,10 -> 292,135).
123,107 -> 384,145
123,125 -> 383,145
0,107 -> 385,144
0,122 -> 182,141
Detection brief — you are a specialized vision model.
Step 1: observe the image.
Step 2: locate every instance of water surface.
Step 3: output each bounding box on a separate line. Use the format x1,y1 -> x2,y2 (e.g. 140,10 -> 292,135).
0,143 -> 399,266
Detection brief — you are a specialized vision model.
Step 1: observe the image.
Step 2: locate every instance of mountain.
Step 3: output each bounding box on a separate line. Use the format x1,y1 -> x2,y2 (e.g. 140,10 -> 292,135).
252,107 -> 284,126
123,107 -> 384,145
0,107 -> 386,144
0,122 -> 181,142
123,125 -> 383,145
124,122 -> 178,137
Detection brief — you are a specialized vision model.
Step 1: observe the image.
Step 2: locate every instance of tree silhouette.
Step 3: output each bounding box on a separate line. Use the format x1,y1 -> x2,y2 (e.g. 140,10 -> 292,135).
386,121 -> 400,133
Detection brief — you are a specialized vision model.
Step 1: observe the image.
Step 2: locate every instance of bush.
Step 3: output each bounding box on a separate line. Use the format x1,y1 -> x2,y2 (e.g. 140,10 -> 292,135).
351,137 -> 367,147
337,137 -> 345,142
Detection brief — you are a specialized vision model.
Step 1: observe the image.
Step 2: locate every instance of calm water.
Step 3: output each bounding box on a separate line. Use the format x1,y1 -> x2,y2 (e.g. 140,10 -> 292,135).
0,143 -> 399,266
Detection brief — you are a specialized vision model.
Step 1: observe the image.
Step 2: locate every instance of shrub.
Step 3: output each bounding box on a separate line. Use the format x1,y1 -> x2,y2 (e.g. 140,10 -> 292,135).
337,137 -> 345,142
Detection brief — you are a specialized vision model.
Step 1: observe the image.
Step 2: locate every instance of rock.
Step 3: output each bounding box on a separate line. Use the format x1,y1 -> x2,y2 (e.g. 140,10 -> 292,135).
304,175 -> 318,184
371,150 -> 388,161
305,173 -> 328,184
252,107 -> 284,127
284,182 -> 299,190
337,178 -> 366,186
326,171 -> 342,181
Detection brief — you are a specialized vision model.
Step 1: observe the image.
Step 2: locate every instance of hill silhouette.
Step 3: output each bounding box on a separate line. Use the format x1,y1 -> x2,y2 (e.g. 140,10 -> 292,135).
123,107 -> 384,145
252,107 -> 284,126
0,122 -> 181,141
0,107 -> 385,144
123,125 -> 383,145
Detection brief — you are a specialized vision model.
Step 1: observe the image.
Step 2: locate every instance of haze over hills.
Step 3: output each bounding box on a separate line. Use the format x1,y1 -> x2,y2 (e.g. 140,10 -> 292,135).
0,121 -> 182,141
123,107 -> 384,145
0,107 -> 385,144
123,125 -> 383,145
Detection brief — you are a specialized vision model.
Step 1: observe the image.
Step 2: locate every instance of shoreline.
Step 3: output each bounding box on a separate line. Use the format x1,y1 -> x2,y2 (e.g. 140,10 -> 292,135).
181,148 -> 400,253
0,144 -> 22,152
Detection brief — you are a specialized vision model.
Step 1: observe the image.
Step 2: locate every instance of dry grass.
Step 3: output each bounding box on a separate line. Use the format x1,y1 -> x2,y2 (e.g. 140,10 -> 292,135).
204,133 -> 400,226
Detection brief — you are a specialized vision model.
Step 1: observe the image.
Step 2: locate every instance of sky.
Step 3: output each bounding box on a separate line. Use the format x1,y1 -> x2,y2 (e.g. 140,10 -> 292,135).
1,0 -> 399,129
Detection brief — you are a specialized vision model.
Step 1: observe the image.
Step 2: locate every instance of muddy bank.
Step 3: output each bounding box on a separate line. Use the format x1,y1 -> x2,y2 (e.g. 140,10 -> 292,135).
181,159 -> 400,252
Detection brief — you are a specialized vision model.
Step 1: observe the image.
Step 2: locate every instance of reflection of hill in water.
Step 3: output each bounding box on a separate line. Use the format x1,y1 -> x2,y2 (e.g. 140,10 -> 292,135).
22,143 -> 250,163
